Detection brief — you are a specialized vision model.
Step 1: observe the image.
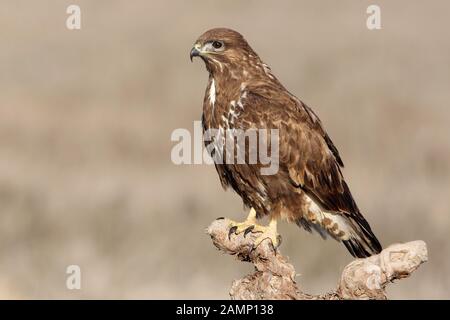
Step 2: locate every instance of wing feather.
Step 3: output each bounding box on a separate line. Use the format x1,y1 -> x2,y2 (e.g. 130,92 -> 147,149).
240,84 -> 381,257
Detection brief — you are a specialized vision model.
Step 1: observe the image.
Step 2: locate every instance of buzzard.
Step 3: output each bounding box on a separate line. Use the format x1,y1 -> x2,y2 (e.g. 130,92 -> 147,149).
190,28 -> 382,258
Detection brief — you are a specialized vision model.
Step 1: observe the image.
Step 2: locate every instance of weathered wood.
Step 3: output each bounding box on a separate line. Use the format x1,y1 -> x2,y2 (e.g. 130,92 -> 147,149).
207,218 -> 427,300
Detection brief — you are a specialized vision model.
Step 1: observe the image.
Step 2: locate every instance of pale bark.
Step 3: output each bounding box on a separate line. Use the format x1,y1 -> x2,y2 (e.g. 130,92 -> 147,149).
207,218 -> 428,300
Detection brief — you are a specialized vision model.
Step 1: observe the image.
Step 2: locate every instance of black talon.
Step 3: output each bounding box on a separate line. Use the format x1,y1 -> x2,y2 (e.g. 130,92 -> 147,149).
216,217 -> 225,220
270,240 -> 277,252
271,236 -> 282,253
250,242 -> 262,252
244,225 -> 255,237
228,226 -> 238,240
277,235 -> 282,247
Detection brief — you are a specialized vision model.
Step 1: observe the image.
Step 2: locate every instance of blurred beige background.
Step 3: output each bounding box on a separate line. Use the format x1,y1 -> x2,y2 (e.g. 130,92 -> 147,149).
0,0 -> 449,299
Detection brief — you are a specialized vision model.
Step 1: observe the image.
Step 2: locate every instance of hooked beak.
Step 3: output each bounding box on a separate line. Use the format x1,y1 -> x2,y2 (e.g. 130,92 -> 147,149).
190,44 -> 202,62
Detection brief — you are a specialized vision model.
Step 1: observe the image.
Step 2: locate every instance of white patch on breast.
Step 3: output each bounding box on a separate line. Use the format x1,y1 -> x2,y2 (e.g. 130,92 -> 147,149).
228,101 -> 237,126
226,86 -> 247,129
237,85 -> 246,110
209,79 -> 216,109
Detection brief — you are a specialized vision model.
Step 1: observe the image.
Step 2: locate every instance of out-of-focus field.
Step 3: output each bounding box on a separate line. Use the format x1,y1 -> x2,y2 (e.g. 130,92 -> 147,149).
0,0 -> 449,299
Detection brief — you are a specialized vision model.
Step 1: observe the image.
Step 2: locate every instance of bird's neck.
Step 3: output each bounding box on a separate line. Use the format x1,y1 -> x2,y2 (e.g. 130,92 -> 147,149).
203,59 -> 281,128
206,70 -> 247,112
209,63 -> 249,87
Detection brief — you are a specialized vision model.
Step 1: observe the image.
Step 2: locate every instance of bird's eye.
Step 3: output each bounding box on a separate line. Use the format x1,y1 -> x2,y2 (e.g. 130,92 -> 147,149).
212,41 -> 223,49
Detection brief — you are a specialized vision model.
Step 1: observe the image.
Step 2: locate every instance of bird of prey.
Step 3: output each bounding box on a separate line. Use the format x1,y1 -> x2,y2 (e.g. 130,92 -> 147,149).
190,28 -> 382,258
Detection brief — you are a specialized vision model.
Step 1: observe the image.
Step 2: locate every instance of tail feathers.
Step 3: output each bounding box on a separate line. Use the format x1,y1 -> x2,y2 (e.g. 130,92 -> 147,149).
296,211 -> 382,258
342,215 -> 382,258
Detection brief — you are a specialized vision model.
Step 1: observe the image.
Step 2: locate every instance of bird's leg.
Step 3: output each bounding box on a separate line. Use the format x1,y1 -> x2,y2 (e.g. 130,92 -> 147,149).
228,208 -> 258,237
228,209 -> 281,249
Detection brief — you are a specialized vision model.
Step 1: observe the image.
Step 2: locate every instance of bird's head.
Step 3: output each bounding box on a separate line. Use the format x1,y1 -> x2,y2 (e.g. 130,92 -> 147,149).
190,28 -> 257,74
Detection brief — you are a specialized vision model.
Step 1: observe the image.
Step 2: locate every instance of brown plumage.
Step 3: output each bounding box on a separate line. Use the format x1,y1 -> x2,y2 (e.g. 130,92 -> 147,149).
190,28 -> 382,258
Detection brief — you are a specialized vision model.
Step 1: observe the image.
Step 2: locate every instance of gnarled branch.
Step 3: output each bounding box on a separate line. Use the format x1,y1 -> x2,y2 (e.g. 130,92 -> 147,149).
207,218 -> 427,300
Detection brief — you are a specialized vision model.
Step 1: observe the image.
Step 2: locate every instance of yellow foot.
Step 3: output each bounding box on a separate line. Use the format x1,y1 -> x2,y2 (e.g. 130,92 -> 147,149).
252,223 -> 282,250
228,209 -> 281,250
227,207 -> 257,238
